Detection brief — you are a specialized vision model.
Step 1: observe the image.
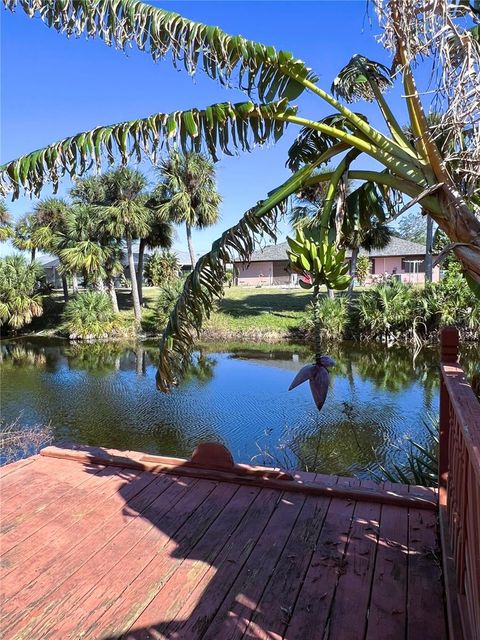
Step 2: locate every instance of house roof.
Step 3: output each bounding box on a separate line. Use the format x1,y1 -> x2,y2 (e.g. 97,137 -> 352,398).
241,237 -> 429,263
35,249 -> 193,270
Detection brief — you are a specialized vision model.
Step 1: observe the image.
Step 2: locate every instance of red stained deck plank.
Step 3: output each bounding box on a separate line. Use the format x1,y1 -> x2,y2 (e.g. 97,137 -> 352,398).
0,456 -> 99,515
364,482 -> 409,640
326,480 -> 382,639
54,480 -> 238,639
0,455 -> 38,479
4,474 -> 199,640
0,469 -> 166,636
129,487 -> 282,640
0,464 -> 119,563
200,490 -> 307,640
407,485 -> 447,640
285,477 -> 359,640
241,492 -> 331,640
94,485 -> 260,640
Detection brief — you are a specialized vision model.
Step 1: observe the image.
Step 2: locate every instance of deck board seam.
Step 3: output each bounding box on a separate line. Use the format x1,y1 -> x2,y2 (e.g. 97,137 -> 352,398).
0,471 -> 175,636
362,501 -> 383,640
195,489 -> 298,640
237,491 -> 311,640
89,481 -> 242,638
4,474 -> 199,640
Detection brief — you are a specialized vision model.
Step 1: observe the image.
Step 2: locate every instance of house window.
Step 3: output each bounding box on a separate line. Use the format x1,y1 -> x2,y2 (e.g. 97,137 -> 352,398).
402,257 -> 425,273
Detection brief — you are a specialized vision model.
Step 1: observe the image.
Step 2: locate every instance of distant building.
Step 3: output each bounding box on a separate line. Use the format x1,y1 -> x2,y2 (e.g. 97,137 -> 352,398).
37,250 -> 193,287
234,237 -> 440,287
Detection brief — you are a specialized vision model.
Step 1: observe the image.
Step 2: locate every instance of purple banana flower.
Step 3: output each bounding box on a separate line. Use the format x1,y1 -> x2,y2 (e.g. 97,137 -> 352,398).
289,356 -> 335,411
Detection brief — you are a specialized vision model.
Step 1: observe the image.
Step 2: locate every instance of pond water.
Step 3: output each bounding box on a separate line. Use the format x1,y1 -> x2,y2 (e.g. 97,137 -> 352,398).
1,337 -> 478,477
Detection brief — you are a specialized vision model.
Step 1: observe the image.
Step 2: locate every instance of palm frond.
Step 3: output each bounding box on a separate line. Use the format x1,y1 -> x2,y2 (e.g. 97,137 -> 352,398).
156,162 -> 320,390
0,99 -> 296,199
331,55 -> 392,103
4,0 -> 317,101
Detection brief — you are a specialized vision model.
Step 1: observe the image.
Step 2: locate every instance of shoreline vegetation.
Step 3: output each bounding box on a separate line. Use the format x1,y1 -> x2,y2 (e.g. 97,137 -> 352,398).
5,277 -> 480,345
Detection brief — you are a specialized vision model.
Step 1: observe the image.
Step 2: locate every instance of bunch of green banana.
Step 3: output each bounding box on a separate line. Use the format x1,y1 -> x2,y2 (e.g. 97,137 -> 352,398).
287,228 -> 351,291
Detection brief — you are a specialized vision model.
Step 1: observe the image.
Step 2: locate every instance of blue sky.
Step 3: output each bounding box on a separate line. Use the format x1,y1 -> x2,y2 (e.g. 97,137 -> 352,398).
1,1 -> 414,258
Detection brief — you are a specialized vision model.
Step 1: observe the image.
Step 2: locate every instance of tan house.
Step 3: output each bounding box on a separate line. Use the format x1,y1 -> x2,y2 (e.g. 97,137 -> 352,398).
234,237 -> 440,287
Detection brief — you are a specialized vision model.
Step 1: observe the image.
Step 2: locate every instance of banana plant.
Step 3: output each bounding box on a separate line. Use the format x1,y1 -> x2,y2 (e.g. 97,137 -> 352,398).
1,0 -> 479,391
287,228 -> 350,410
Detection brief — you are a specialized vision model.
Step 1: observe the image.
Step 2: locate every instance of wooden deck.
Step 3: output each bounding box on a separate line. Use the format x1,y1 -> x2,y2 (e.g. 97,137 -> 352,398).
0,444 -> 447,640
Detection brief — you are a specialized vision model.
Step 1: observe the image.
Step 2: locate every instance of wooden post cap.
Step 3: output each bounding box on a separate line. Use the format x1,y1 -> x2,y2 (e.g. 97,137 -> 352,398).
190,443 -> 234,469
440,326 -> 459,363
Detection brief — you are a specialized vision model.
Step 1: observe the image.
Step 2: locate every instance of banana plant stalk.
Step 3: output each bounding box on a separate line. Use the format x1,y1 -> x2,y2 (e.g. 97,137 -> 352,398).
289,283 -> 335,411
287,228 -> 348,410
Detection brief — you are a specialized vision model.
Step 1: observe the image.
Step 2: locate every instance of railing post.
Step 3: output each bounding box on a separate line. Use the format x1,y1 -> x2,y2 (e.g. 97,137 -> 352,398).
439,327 -> 459,500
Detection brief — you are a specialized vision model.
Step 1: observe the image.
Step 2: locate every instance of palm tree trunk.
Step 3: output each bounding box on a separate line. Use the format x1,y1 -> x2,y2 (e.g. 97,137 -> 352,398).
107,276 -> 119,313
61,275 -> 69,302
72,273 -> 79,294
127,235 -> 142,325
186,223 -> 197,270
31,248 -> 36,263
424,211 -> 433,282
348,247 -> 359,296
137,238 -> 146,306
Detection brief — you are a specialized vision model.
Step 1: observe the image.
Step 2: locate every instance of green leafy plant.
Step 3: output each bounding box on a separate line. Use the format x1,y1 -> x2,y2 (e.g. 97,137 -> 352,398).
0,255 -> 44,330
355,255 -> 371,286
61,291 -> 124,340
144,251 -> 180,287
1,0 -> 479,389
370,417 -> 439,487
303,295 -> 348,341
154,279 -> 185,329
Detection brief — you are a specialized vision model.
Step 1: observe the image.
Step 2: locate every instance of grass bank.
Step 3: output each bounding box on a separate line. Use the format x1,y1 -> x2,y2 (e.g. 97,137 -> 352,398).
22,286 -> 314,341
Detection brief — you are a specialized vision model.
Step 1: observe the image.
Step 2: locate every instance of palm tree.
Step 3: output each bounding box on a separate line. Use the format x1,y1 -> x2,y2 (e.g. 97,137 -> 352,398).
0,255 -> 44,330
0,201 -> 13,242
13,214 -> 43,263
99,167 -> 150,324
31,198 -> 71,300
57,205 -> 112,296
156,152 -> 221,269
345,223 -> 392,294
137,206 -> 174,304
1,0 -> 480,388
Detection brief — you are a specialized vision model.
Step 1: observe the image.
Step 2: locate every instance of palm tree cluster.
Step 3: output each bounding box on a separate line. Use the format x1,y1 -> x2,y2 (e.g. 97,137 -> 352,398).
3,157 -> 220,327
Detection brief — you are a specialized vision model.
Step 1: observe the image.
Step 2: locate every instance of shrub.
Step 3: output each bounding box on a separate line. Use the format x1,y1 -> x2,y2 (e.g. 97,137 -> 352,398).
0,255 -> 44,331
355,255 -> 370,286
61,291 -> 123,340
419,260 -> 480,333
154,278 -> 184,329
144,251 -> 180,286
352,279 -> 416,341
303,295 -> 348,340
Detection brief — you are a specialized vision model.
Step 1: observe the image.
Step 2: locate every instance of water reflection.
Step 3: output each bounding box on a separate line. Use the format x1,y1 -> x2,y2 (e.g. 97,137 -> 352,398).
1,337 -> 478,476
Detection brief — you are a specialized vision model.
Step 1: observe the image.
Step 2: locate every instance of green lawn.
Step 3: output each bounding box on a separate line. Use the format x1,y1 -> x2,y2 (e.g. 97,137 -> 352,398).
204,286 -> 312,336
27,286 -> 315,338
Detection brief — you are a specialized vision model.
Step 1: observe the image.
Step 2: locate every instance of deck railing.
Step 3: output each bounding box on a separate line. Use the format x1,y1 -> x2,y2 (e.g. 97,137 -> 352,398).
439,327 -> 480,640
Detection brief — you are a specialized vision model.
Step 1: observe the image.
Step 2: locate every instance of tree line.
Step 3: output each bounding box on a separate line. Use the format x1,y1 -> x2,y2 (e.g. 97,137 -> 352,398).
0,152 -> 221,328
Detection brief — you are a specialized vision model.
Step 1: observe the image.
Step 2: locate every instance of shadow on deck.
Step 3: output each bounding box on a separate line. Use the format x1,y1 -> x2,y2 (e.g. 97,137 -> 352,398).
0,442 -> 446,640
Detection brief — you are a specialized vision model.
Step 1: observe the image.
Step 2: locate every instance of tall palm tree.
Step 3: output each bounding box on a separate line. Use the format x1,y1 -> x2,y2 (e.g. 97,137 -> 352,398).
0,201 -> 13,242
156,152 -> 221,269
13,214 -> 43,263
137,207 -> 174,305
56,205 -> 111,295
99,167 -> 150,324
